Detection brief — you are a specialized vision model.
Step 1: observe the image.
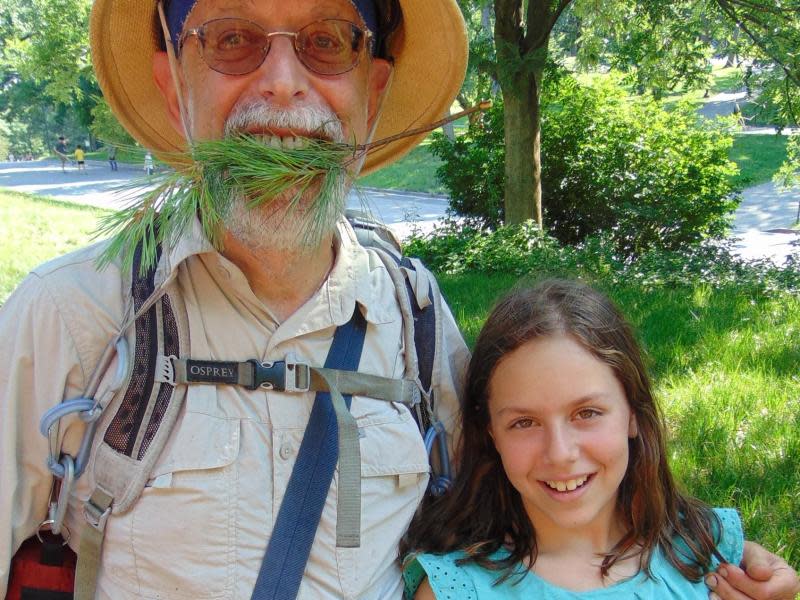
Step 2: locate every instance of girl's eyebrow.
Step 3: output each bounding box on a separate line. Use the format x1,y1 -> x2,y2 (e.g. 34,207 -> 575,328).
492,393 -> 610,417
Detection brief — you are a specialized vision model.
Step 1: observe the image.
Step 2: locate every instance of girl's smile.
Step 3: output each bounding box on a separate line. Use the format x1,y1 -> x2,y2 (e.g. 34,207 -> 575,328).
488,334 -> 638,549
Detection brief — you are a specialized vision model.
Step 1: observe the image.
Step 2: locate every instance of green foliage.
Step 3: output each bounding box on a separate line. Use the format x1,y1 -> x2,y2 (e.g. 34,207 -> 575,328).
431,72 -> 739,256
405,221 -> 800,293
428,105 -> 505,227
90,97 -> 136,147
96,135 -> 352,274
775,134 -> 800,191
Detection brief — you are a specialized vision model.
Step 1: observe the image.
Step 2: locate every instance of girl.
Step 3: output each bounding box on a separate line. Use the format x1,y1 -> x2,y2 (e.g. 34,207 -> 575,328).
401,279 -> 743,599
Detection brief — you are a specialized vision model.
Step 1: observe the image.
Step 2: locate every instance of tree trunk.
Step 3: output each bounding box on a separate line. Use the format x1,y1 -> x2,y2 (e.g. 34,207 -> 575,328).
441,107 -> 456,141
502,69 -> 542,225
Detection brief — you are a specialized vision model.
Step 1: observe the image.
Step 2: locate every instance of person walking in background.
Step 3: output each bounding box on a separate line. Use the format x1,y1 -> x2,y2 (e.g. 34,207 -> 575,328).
143,150 -> 154,175
73,145 -> 86,172
54,136 -> 68,173
108,145 -> 118,171
402,279 -> 800,600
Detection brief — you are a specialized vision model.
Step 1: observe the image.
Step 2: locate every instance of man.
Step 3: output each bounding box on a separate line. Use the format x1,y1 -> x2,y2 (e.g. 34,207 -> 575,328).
0,1 -> 796,599
55,135 -> 69,172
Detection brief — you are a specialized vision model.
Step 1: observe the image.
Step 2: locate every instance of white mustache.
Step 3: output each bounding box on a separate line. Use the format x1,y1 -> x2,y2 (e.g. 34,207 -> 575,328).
223,102 -> 345,143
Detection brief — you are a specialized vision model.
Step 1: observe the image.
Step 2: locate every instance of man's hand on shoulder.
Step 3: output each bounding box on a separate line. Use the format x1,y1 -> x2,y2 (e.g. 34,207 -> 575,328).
705,541 -> 800,600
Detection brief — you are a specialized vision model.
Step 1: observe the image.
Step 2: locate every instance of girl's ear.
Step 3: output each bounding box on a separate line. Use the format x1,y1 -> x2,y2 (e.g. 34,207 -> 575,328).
628,413 -> 638,438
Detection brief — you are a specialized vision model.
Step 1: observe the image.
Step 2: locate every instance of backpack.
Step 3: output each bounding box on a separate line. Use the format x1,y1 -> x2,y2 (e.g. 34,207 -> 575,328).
9,210 -> 452,600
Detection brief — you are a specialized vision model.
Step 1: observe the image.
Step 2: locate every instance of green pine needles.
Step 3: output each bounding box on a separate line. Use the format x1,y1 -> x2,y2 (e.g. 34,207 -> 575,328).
95,134 -> 356,274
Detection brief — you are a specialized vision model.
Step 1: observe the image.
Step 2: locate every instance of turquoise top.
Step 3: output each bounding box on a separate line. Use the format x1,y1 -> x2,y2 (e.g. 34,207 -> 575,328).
403,508 -> 743,600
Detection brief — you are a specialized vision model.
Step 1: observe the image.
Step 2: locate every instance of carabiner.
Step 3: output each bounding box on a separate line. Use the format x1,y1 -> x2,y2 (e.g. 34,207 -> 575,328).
39,338 -> 130,479
423,421 -> 452,496
47,454 -> 75,536
40,398 -> 95,479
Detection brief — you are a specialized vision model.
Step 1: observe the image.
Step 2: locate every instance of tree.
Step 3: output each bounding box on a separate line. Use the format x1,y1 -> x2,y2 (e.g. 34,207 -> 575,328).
0,0 -> 98,155
493,0 -> 571,225
488,0 -> 800,227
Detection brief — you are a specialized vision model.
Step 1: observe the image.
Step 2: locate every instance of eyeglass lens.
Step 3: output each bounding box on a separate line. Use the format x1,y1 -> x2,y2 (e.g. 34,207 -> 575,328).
193,18 -> 366,76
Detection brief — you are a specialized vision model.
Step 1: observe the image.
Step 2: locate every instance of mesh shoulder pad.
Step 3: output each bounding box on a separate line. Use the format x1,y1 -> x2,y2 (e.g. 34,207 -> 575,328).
92,239 -> 188,513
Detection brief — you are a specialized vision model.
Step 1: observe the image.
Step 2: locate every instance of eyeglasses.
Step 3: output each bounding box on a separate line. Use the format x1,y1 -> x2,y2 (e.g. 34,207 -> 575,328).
179,18 -> 373,76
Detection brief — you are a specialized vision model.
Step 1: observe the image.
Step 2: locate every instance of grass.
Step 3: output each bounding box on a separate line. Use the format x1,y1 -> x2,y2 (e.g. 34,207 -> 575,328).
1,189 -> 797,572
85,145 -> 148,164
660,65 -> 743,108
728,134 -> 790,189
358,143 -> 445,195
0,189 -> 108,303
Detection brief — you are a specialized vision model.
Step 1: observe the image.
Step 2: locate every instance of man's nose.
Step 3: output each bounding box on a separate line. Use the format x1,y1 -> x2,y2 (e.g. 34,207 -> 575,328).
254,35 -> 310,105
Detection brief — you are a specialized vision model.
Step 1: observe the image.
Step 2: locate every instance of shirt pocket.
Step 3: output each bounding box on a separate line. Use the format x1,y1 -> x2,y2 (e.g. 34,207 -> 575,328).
105,411 -> 241,599
335,406 -> 430,599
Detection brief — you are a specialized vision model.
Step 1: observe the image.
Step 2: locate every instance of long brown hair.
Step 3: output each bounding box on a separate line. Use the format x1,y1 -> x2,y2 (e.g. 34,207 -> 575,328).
401,278 -> 722,582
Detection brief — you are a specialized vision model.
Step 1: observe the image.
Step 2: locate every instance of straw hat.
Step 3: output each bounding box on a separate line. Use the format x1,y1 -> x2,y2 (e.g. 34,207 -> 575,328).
90,0 -> 468,175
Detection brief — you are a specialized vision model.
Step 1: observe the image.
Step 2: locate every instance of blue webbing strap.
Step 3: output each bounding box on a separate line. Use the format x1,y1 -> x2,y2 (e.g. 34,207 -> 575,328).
251,308 -> 368,600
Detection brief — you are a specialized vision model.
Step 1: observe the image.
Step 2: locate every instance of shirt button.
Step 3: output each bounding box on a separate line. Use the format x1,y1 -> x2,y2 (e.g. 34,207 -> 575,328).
279,444 -> 292,460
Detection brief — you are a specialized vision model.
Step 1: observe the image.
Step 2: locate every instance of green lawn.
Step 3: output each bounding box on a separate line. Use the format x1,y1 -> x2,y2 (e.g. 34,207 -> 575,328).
2,189 -> 797,571
358,143 -> 445,195
661,65 -> 743,108
728,134 -> 790,189
85,145 -> 148,164
0,189 -> 108,303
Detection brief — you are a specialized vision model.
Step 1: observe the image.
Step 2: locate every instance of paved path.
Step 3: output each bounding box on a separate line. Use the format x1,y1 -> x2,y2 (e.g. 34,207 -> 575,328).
1,159 -> 797,264
729,180 -> 799,263
0,159 -> 449,241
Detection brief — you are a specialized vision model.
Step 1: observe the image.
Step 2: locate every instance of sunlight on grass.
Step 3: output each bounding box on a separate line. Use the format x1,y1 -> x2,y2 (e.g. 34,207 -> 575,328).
728,134 -> 789,188
0,189 -> 107,303
358,143 -> 445,195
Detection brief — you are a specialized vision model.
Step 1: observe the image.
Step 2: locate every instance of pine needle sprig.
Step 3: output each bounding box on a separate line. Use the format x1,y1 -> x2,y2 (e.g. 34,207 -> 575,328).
95,134 -> 354,275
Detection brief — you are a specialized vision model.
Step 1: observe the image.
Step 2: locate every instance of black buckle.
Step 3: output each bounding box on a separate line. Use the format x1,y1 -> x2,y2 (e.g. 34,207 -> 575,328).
247,360 -> 310,392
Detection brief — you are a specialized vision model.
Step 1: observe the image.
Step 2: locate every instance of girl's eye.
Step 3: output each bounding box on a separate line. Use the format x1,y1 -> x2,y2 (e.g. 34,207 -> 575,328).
511,418 -> 534,429
576,408 -> 601,420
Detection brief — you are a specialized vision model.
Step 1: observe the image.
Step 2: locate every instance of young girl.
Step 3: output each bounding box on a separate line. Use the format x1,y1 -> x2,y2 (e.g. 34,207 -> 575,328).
401,279 -> 743,599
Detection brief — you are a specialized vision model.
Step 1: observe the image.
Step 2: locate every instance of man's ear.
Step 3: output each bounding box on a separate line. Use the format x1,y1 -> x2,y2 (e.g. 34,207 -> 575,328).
152,51 -> 187,139
366,58 -> 393,130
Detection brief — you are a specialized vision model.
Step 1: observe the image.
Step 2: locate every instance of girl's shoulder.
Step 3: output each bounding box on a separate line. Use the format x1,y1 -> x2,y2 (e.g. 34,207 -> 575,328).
663,507 -> 744,569
402,551 -> 479,600
647,507 -> 745,595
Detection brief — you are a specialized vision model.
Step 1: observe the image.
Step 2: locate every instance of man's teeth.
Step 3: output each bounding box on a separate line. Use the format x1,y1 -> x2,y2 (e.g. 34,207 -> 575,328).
545,475 -> 589,492
257,134 -> 309,150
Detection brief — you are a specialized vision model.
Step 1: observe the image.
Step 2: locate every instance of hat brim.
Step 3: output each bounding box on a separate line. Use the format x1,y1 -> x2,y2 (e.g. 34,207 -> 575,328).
91,0 -> 467,176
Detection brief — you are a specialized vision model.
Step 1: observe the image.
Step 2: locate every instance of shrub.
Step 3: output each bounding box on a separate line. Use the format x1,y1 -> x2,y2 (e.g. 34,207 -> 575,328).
430,71 -> 740,257
405,221 -> 800,294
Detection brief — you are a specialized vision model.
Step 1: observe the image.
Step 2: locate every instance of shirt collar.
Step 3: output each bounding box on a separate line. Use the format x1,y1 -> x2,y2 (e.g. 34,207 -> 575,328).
152,215 -> 396,326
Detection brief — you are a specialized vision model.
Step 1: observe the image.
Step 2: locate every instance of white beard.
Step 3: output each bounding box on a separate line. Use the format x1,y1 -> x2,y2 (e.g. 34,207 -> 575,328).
221,101 -> 348,254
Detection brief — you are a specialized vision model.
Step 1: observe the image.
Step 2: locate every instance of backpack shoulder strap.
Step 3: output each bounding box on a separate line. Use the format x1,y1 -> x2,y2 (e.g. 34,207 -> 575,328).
75,238 -> 189,600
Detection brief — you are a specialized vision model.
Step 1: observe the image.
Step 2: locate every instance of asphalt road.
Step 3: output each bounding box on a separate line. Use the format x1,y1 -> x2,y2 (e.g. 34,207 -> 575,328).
1,158 -> 798,264
0,159 -> 450,241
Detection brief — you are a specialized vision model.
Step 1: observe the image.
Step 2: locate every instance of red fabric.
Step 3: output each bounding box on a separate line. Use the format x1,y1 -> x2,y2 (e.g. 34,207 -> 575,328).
6,536 -> 76,599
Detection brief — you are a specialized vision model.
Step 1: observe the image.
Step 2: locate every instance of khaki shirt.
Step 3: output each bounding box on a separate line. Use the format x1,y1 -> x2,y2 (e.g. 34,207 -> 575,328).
0,218 -> 469,599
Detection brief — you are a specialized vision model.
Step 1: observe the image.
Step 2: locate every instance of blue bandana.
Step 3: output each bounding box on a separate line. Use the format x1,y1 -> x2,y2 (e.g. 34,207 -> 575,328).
165,0 -> 379,53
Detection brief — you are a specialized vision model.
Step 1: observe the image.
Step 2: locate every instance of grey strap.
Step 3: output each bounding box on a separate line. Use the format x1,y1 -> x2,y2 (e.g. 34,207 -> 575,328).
75,488 -> 113,600
313,368 -> 362,548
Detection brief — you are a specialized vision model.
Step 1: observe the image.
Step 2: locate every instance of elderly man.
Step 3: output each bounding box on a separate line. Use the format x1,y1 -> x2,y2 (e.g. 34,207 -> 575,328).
0,0 -> 798,599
